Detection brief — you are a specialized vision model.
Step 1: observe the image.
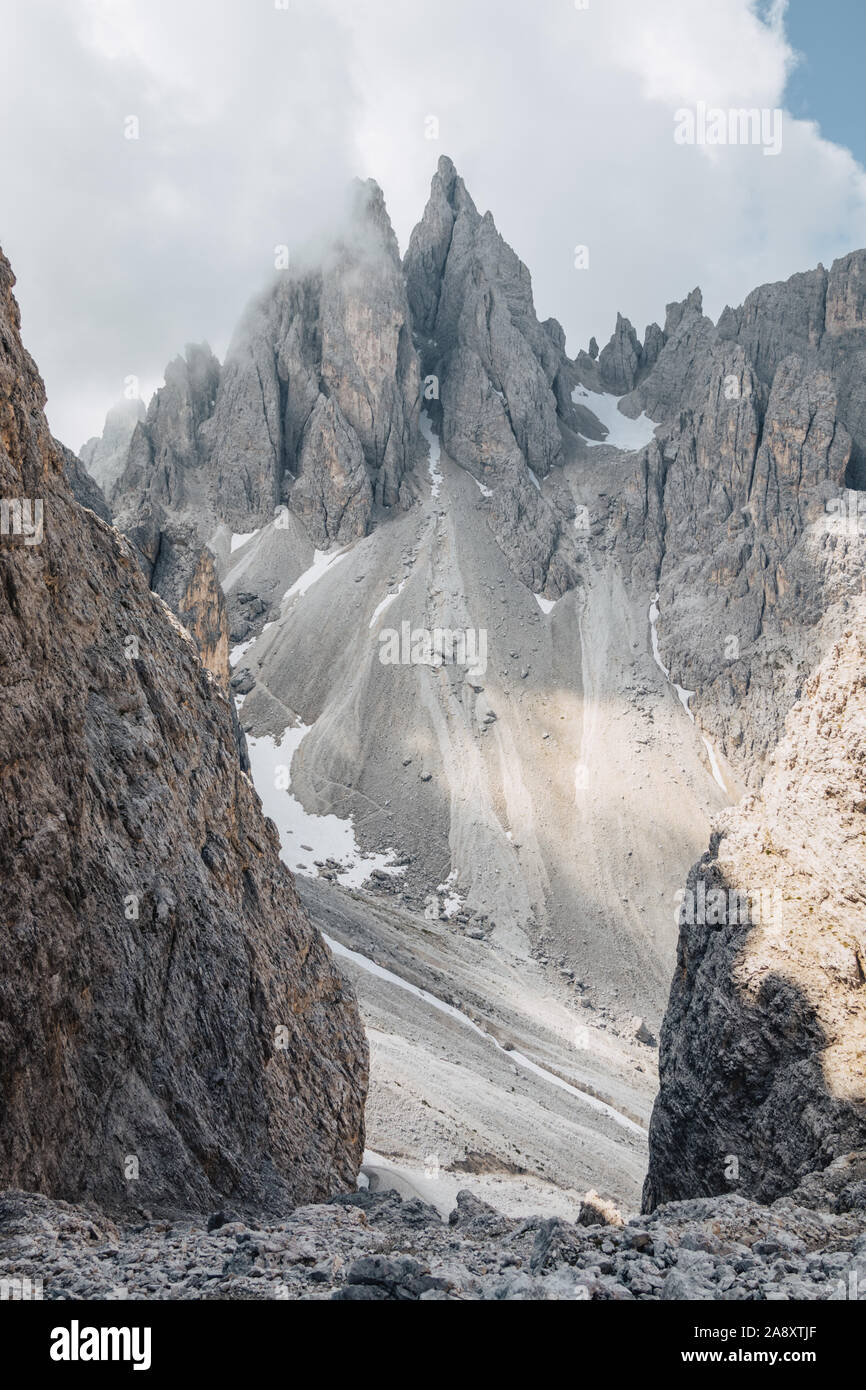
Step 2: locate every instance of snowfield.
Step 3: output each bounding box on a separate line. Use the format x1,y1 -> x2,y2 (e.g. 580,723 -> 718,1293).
573,384 -> 658,452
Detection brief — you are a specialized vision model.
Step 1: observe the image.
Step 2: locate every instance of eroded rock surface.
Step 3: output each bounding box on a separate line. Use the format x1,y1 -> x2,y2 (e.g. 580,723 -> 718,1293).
404,155 -> 584,597
611,272 -> 864,785
644,627 -> 866,1210
0,246 -> 368,1218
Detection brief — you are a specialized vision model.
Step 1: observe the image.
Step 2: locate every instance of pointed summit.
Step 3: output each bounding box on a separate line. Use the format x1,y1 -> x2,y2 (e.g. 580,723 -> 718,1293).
404,155 -> 584,598
404,156 -> 478,337
343,176 -> 402,265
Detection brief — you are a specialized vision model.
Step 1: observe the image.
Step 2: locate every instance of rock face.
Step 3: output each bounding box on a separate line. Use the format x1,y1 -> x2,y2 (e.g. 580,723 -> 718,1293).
290,391 -> 373,548
644,626 -> 866,1211
404,156 -> 583,597
0,247 -> 368,1217
598,313 -> 642,395
79,398 -> 145,500
58,440 -> 111,522
86,160 -> 599,604
613,272 -> 864,787
105,345 -> 229,685
154,531 -> 231,689
175,179 -> 419,538
113,344 -> 220,519
102,180 -> 419,584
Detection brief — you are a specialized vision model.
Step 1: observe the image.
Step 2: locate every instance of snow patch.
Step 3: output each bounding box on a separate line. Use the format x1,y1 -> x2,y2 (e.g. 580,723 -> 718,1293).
421,409 -> 443,499
701,734 -> 728,793
282,546 -> 348,604
229,638 -> 255,670
369,577 -> 408,629
246,724 -> 405,886
230,529 -> 260,554
436,870 -> 463,919
573,385 -> 657,452
535,594 -> 556,615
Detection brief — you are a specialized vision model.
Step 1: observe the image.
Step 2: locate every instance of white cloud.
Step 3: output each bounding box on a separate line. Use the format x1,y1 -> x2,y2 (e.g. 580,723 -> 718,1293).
0,0 -> 864,450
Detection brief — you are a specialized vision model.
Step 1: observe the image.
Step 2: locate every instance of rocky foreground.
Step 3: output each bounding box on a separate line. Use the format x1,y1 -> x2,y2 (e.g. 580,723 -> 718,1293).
2,1153 -> 866,1301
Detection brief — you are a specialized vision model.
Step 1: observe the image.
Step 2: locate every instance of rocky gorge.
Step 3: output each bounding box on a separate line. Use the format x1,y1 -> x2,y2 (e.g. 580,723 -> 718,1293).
1,153 -> 865,1302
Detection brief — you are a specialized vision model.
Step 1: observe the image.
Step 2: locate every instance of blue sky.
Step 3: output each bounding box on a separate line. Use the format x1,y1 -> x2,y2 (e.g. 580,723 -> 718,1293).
784,0 -> 866,166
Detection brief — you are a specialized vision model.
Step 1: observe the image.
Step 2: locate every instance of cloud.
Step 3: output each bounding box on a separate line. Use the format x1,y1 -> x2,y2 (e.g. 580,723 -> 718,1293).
0,0 -> 864,449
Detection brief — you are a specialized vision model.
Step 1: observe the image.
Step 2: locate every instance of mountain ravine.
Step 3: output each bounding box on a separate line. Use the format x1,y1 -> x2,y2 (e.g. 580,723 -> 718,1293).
1,153 -> 865,1302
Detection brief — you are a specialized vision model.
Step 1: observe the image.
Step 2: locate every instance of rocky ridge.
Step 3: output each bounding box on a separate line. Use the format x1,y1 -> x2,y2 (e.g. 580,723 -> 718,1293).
404,155 -> 589,597
604,261 -> 866,786
89,158 -> 602,610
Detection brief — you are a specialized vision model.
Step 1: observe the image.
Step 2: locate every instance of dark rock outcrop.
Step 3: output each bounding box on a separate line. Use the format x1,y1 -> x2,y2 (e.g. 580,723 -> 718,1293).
0,246 -> 368,1218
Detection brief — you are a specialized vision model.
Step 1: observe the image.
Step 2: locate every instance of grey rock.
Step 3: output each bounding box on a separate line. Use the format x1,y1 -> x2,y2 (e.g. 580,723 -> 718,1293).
631,1017 -> 657,1047
57,440 -> 111,521
614,341 -> 854,782
291,393 -> 373,547
4,1166 -> 866,1300
404,156 -> 581,597
0,245 -> 368,1218
599,312 -> 642,394
98,182 -> 420,554
644,628 -> 866,1211
112,344 -> 220,522
662,1267 -> 715,1300
79,397 -> 145,499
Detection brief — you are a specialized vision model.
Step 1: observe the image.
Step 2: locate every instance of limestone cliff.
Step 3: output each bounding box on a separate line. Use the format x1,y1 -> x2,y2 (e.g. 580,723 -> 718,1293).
404,155 -> 584,598
611,266 -> 864,787
644,624 -> 866,1210
0,246 -> 368,1217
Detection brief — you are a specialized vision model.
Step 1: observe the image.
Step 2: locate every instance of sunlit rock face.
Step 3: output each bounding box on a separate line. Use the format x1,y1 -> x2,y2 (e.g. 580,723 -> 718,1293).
644,625 -> 866,1211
